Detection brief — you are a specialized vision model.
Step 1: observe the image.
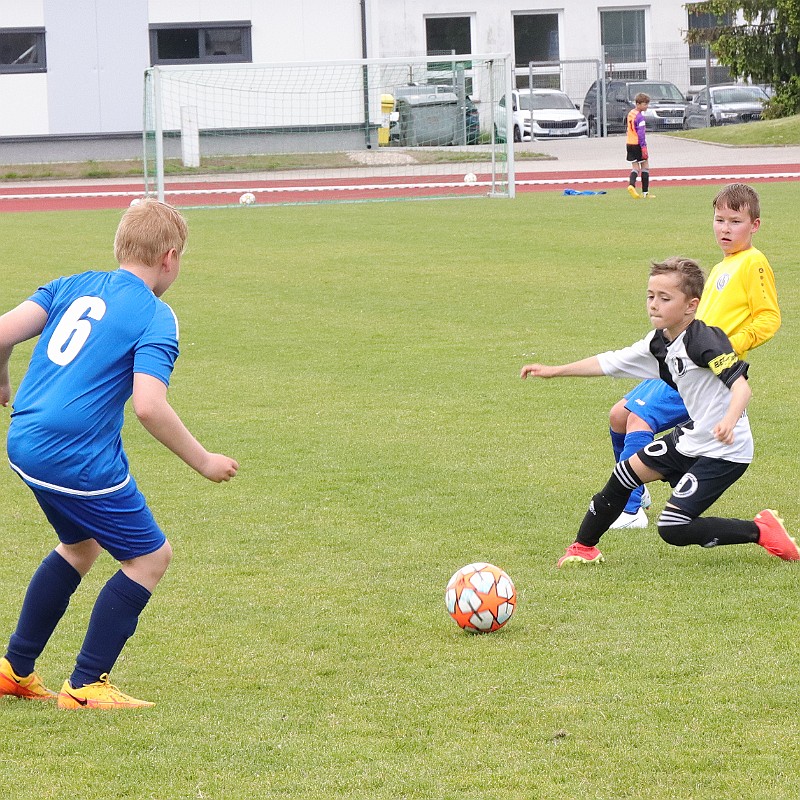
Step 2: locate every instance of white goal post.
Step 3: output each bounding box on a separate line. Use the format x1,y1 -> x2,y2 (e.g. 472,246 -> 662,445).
143,55 -> 515,207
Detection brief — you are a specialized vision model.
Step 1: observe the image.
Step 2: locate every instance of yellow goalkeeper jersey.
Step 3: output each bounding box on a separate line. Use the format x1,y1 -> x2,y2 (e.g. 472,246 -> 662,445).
696,245 -> 780,359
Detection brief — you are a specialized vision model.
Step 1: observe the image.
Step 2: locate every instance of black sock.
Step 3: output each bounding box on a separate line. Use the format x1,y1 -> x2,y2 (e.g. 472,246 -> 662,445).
576,464 -> 639,547
658,513 -> 759,548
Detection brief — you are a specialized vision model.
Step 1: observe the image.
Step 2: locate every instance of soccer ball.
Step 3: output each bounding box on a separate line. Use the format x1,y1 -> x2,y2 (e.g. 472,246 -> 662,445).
463,172 -> 478,184
239,192 -> 256,205
445,562 -> 516,633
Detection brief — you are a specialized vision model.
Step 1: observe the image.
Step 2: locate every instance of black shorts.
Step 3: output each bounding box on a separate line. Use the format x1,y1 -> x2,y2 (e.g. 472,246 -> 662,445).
627,144 -> 645,163
636,429 -> 749,518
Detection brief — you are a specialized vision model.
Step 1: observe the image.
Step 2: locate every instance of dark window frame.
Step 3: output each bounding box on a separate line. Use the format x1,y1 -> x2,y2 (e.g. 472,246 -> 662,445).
149,21 -> 252,65
0,27 -> 47,74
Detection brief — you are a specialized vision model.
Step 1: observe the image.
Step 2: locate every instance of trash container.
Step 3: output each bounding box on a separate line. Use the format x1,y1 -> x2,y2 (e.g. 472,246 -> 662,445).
395,91 -> 459,147
379,93 -> 395,146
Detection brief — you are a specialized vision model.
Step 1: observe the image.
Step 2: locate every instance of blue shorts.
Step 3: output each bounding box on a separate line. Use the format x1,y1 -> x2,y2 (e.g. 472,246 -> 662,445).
624,379 -> 689,434
30,479 -> 167,562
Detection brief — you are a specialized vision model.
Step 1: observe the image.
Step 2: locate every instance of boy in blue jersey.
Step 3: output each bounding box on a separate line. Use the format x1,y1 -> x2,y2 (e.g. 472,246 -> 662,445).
0,198 -> 238,709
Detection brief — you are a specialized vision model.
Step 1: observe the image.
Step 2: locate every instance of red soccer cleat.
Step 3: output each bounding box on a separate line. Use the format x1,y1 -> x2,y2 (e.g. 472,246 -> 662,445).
755,510 -> 800,561
557,542 -> 605,568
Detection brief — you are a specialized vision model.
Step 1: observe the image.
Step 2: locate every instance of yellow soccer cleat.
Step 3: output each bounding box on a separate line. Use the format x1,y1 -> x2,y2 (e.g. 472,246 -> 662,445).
57,673 -> 155,710
0,656 -> 57,701
627,185 -> 640,200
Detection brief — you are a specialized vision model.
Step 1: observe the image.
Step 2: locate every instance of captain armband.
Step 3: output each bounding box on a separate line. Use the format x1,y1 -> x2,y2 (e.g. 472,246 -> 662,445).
708,351 -> 738,375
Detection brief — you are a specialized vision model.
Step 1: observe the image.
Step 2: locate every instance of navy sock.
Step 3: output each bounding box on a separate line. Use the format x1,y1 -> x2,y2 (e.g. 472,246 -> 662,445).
620,430 -> 655,514
70,571 -> 151,688
6,550 -> 81,677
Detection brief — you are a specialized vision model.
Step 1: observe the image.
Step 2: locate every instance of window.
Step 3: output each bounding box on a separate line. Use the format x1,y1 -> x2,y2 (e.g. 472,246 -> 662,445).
0,28 -> 46,73
513,14 -> 559,66
150,22 -> 251,65
601,9 -> 646,64
690,64 -> 732,86
687,10 -> 732,60
425,16 -> 471,57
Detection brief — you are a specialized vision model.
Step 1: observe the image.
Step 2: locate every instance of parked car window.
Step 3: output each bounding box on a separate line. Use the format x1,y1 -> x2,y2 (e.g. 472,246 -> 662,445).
713,87 -> 768,104
625,82 -> 684,102
519,93 -> 576,111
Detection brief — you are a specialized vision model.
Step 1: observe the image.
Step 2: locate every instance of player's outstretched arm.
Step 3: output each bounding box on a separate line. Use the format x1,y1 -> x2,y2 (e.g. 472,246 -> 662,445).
520,356 -> 604,379
132,372 -> 238,482
0,301 -> 48,407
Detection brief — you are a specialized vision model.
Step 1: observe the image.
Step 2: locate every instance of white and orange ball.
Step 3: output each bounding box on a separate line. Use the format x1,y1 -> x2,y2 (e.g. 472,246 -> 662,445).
445,562 -> 516,633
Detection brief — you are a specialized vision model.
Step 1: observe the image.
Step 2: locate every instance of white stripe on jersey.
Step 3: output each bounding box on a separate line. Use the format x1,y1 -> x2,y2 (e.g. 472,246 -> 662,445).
8,460 -> 131,496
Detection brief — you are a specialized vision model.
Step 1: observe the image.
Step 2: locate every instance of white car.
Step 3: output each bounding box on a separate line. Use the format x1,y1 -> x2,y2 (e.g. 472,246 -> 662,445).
495,88 -> 588,142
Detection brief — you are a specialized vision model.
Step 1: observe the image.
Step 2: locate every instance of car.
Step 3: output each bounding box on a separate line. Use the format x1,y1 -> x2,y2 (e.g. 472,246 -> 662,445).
683,84 -> 769,128
494,88 -> 588,143
582,79 -> 688,136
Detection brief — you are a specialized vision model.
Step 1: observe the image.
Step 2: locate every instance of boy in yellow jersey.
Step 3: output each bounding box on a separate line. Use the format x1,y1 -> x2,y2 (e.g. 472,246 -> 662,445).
606,183 -> 781,530
626,93 -> 651,199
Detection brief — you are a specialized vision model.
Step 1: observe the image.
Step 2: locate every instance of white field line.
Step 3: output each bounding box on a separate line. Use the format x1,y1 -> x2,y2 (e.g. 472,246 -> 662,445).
1,171 -> 799,200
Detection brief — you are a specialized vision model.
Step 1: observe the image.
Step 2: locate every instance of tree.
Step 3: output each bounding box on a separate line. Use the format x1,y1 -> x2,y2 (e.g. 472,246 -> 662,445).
685,1 -> 800,117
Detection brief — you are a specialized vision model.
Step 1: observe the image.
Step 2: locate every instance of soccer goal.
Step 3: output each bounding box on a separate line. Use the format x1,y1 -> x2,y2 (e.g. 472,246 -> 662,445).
143,55 -> 515,207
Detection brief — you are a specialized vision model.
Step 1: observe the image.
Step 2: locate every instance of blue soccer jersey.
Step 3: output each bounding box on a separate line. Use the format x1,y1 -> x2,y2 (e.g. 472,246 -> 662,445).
7,269 -> 179,495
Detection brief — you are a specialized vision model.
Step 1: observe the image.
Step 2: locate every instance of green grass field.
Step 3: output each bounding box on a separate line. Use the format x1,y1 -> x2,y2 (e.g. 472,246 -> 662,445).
2,184 -> 799,799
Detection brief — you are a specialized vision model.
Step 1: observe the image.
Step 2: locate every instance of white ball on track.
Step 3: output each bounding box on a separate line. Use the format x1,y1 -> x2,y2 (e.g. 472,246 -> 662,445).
239,192 -> 256,205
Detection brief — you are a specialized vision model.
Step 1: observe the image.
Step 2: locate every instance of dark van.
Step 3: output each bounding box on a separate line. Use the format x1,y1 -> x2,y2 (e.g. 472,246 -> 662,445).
582,79 -> 688,136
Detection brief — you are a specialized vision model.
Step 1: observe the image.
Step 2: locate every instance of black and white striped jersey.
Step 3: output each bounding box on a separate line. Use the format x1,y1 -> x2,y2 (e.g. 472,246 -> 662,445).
597,319 -> 752,463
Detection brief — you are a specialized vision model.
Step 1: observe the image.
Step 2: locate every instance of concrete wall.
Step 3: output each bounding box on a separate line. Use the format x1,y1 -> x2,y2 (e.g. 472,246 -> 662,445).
44,0 -> 149,134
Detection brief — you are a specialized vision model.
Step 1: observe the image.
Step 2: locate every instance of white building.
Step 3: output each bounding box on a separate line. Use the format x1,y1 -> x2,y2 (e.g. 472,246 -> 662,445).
0,1 -> 722,146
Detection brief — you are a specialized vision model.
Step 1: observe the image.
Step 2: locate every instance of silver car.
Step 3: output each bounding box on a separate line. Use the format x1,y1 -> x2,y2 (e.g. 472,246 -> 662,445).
683,85 -> 769,129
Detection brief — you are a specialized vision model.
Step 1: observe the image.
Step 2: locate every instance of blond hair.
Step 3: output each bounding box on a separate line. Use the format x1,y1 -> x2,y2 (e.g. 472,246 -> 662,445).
114,198 -> 188,268
713,183 -> 760,221
650,257 -> 705,300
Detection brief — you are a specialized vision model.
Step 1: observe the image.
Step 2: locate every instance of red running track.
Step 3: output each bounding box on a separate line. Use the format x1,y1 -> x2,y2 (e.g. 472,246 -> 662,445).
1,163 -> 799,212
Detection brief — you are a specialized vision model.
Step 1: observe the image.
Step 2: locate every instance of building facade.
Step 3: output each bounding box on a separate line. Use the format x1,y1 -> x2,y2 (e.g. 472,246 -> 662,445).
0,0 -> 718,139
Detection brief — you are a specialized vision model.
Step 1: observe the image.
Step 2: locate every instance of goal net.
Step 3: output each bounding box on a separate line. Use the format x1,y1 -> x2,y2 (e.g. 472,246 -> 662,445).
143,55 -> 515,207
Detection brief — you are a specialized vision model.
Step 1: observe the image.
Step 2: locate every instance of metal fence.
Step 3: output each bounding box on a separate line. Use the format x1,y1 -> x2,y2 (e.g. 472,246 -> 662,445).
515,42 -> 731,138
